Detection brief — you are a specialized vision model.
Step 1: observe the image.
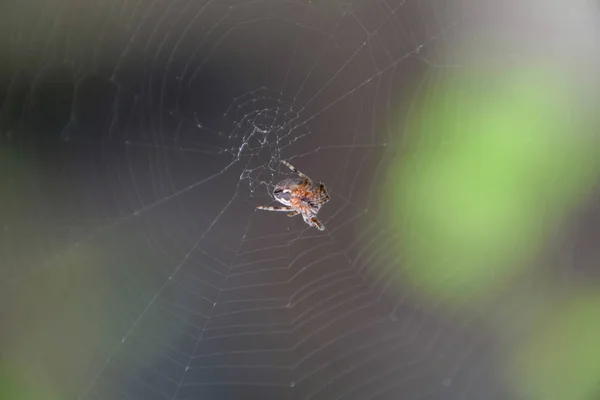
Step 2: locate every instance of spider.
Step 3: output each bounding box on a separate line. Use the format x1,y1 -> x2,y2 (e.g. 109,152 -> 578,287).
256,160 -> 330,231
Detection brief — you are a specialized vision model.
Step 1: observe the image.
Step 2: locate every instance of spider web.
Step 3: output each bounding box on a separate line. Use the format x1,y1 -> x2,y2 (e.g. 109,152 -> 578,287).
0,1 -> 514,399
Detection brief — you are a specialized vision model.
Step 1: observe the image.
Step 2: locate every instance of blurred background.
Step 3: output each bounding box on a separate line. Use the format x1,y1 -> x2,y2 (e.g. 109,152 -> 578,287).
1,0 -> 600,399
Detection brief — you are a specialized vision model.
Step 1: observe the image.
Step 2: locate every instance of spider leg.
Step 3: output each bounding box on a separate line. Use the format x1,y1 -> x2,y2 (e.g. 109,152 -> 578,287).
287,211 -> 299,217
256,205 -> 294,212
281,160 -> 312,184
319,183 -> 330,203
310,217 -> 325,231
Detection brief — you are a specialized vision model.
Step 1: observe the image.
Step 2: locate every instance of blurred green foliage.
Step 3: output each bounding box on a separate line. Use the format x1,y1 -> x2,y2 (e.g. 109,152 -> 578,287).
509,291 -> 600,400
386,65 -> 599,301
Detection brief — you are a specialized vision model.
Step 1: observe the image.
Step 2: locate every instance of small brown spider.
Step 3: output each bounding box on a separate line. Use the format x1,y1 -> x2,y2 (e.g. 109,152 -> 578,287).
256,160 -> 330,230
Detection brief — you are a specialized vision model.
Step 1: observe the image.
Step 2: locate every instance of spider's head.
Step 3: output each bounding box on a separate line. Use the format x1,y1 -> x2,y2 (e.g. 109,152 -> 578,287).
273,187 -> 292,206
